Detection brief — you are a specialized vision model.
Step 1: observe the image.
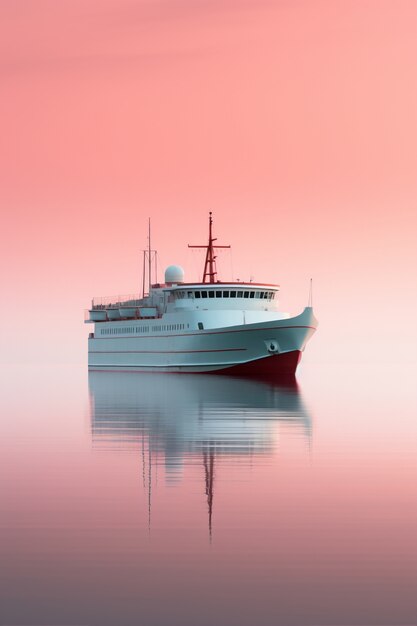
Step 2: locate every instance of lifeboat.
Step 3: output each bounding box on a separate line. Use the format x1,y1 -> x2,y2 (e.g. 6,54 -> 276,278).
138,307 -> 157,318
106,308 -> 121,320
118,306 -> 138,319
89,309 -> 107,322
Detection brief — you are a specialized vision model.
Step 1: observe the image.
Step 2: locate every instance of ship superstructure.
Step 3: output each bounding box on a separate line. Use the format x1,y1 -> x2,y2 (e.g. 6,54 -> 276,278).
85,214 -> 317,376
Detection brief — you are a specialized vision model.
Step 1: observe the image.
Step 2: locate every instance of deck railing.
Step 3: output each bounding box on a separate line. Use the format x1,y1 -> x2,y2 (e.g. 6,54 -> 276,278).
91,294 -> 143,309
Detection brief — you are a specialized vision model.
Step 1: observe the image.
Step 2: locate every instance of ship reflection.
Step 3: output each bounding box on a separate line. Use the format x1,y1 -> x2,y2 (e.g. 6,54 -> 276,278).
88,372 -> 312,539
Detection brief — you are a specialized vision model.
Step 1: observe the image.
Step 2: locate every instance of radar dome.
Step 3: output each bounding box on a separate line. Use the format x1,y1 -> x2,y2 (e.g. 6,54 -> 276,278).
165,265 -> 184,284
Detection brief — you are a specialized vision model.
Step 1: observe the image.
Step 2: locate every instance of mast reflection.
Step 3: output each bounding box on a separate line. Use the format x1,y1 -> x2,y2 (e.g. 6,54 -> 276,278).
88,372 -> 312,538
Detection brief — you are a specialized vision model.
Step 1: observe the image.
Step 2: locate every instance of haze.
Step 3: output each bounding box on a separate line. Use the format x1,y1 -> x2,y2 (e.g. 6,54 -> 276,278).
1,0 -> 416,365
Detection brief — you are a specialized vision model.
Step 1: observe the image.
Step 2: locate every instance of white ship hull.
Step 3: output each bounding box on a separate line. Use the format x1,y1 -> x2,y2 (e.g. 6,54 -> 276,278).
88,307 -> 317,378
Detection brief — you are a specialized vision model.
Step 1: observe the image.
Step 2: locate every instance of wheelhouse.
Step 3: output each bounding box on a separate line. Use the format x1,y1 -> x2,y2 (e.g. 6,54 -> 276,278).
172,287 -> 278,301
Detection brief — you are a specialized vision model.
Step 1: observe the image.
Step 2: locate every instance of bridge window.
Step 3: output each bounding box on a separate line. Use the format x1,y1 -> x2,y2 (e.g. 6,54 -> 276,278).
223,291 -> 229,298
216,291 -> 222,298
244,291 -> 249,298
195,291 -> 201,298
201,291 -> 208,298
237,291 -> 243,298
208,291 -> 215,298
230,291 -> 236,298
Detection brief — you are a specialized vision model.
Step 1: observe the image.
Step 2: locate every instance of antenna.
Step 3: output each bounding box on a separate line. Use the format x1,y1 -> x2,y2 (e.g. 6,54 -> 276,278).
142,250 -> 146,298
141,219 -> 158,297
148,218 -> 152,295
155,251 -> 158,284
188,212 -> 230,283
308,278 -> 313,307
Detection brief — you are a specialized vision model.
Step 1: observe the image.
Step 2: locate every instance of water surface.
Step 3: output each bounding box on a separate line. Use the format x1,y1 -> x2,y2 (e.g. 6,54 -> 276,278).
1,363 -> 416,625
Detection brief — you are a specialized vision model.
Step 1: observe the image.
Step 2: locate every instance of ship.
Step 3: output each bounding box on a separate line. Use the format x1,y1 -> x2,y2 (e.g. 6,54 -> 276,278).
85,213 -> 317,377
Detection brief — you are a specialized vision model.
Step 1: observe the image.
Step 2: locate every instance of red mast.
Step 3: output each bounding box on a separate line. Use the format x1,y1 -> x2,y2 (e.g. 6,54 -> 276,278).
188,212 -> 230,283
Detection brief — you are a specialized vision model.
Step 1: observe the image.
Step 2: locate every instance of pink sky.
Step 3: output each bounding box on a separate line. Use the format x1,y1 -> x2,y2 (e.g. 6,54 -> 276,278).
0,0 -> 416,364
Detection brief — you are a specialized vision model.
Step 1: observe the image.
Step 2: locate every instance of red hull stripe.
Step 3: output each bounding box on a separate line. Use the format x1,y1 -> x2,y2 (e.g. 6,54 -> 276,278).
88,350 -> 303,379
89,348 -> 247,354
215,350 -> 302,378
93,324 -> 316,340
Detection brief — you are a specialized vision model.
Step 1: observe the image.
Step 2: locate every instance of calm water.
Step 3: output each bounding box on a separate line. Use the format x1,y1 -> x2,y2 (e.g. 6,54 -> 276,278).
1,363 -> 416,626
